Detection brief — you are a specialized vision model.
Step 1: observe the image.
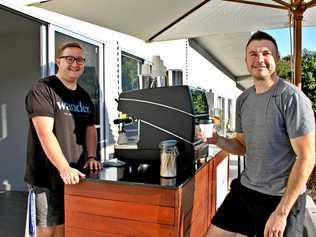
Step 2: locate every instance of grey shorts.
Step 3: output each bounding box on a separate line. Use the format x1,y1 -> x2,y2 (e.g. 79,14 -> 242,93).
32,186 -> 64,227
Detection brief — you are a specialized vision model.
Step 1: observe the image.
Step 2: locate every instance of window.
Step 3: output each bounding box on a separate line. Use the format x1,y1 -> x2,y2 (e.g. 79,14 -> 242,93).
227,99 -> 233,132
120,52 -> 144,143
55,32 -> 100,124
216,96 -> 225,135
121,52 -> 143,91
53,30 -> 104,159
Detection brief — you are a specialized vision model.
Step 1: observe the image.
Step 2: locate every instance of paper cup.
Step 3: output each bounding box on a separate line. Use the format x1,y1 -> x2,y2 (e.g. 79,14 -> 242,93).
199,123 -> 214,138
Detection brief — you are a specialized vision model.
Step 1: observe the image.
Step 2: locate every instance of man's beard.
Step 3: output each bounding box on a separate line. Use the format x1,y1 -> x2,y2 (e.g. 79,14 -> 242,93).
253,75 -> 267,81
253,70 -> 276,81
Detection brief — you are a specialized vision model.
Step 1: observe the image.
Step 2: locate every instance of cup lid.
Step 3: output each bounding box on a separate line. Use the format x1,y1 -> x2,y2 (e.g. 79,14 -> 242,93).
199,119 -> 213,124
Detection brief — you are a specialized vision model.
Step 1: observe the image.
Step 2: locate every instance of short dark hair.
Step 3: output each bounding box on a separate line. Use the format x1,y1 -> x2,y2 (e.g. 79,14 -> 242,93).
57,42 -> 83,58
246,31 -> 278,53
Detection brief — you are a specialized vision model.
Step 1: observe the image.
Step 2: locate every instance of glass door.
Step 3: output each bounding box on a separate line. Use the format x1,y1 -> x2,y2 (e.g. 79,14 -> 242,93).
48,25 -> 105,160
0,7 -> 43,191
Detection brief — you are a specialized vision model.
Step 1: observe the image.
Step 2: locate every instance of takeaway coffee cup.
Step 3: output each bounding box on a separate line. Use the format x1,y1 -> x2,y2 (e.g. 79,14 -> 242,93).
199,120 -> 214,139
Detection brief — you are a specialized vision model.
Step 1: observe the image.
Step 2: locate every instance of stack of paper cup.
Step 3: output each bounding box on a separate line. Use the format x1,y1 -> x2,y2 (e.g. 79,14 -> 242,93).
152,55 -> 161,65
152,55 -> 161,78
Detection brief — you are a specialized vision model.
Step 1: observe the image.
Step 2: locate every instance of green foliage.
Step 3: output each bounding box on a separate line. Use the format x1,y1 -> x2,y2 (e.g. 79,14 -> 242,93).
191,89 -> 208,114
301,49 -> 316,115
277,49 -> 316,115
277,57 -> 291,82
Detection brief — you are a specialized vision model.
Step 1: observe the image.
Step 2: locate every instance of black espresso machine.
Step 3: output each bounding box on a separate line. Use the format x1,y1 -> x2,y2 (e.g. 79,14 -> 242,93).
114,86 -> 211,172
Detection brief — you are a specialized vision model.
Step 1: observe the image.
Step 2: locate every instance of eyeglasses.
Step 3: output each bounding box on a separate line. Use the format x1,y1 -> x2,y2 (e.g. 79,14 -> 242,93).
59,56 -> 85,65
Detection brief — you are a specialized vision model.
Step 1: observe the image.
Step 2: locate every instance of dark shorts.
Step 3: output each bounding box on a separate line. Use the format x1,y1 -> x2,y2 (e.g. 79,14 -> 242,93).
32,186 -> 64,227
211,178 -> 306,237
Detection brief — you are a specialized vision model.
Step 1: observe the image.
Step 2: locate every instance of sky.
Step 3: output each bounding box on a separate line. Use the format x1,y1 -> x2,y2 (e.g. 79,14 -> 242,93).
266,26 -> 316,57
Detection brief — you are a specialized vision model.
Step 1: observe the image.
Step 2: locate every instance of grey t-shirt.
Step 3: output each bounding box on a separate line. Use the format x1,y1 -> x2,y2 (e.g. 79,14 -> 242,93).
236,78 -> 315,195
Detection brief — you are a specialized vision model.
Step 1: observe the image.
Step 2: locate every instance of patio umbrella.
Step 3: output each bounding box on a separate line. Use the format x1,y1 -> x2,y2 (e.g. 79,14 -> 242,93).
27,0 -> 316,89
218,0 -> 316,89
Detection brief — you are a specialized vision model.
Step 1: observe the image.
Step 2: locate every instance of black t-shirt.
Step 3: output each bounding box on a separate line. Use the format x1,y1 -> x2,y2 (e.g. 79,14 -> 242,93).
24,75 -> 95,190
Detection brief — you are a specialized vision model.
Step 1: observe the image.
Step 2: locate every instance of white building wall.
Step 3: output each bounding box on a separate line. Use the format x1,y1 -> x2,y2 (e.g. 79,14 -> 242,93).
143,40 -> 187,74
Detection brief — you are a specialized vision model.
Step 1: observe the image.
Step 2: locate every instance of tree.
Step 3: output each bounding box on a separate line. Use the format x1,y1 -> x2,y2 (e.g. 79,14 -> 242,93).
277,55 -> 291,82
301,49 -> 316,114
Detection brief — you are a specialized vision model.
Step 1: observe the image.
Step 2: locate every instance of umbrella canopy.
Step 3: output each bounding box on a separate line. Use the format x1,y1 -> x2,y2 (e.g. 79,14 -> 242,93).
29,0 -> 316,89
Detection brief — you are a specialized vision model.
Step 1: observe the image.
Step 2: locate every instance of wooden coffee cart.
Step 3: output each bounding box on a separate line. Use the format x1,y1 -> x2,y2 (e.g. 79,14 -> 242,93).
64,148 -> 229,237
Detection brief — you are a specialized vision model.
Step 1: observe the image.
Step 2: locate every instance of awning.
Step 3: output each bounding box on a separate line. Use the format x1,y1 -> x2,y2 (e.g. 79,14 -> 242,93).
29,0 -> 316,90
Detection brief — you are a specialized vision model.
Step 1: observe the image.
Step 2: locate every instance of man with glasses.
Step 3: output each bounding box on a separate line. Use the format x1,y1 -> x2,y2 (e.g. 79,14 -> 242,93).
25,42 -> 102,237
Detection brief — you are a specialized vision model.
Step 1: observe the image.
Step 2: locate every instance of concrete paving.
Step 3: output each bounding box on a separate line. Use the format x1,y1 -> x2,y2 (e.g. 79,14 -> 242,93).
0,191 -> 27,237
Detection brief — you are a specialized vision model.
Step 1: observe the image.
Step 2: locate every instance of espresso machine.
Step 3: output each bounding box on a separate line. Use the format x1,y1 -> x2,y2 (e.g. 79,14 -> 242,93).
114,86 -> 211,172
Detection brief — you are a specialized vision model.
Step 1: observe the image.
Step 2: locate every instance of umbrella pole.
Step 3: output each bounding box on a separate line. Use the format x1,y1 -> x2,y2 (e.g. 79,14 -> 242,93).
293,12 -> 303,89
292,1 -> 305,89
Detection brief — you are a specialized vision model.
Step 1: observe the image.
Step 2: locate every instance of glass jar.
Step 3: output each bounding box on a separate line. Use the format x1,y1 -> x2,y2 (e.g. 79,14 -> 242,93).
159,140 -> 179,178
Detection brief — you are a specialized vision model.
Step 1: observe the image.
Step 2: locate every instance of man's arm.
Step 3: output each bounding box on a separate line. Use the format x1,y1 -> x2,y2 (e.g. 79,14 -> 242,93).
206,132 -> 246,155
32,116 -> 85,184
264,131 -> 315,237
83,125 -> 102,170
